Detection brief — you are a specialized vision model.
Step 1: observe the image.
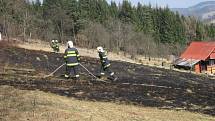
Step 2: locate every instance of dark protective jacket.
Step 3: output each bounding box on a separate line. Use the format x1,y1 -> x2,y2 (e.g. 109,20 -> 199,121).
51,42 -> 59,49
64,47 -> 80,66
99,51 -> 110,68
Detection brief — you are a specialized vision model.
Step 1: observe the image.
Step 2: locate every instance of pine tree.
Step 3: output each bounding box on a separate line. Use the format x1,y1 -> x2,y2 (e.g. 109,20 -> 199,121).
159,7 -> 174,43
172,12 -> 186,44
89,0 -> 110,23
195,21 -> 205,41
78,0 -> 90,20
109,1 -> 118,19
119,0 -> 134,23
135,3 -> 153,33
152,7 -> 161,43
207,24 -> 215,39
1,0 -> 215,53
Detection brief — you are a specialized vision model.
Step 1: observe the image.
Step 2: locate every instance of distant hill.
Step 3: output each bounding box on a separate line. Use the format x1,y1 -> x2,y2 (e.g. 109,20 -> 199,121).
172,1 -> 215,24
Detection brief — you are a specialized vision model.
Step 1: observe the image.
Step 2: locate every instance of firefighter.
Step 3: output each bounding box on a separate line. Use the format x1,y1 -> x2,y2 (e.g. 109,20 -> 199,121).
51,39 -> 60,53
55,40 -> 60,52
64,41 -> 80,79
97,46 -> 117,81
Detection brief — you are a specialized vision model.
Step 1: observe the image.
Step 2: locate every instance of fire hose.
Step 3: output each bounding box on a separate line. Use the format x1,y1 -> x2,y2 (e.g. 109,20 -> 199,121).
44,63 -> 108,83
43,63 -> 65,78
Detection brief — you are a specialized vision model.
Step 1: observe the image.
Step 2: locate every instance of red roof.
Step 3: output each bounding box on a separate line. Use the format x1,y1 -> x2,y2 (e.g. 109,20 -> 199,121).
210,53 -> 215,59
180,42 -> 215,60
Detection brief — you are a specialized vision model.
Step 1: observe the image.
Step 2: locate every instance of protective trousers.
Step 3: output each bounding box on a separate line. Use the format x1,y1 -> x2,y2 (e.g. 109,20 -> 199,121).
100,66 -> 115,77
65,65 -> 79,78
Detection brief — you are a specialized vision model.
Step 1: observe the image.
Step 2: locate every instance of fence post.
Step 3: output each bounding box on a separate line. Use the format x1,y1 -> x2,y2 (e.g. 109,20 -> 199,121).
190,58 -> 193,73
0,31 -> 2,41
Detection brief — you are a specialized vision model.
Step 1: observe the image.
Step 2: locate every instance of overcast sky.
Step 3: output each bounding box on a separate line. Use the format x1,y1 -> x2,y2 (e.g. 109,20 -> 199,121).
106,0 -> 215,8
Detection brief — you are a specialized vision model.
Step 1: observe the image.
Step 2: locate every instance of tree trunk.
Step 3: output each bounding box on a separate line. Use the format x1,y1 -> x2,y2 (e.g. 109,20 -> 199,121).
72,23 -> 76,43
117,21 -> 121,54
23,10 -> 28,42
3,15 -> 9,41
60,19 -> 64,42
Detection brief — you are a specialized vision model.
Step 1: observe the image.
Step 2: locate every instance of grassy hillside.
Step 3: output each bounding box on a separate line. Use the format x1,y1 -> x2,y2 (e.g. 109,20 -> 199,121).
0,43 -> 215,120
0,85 -> 214,121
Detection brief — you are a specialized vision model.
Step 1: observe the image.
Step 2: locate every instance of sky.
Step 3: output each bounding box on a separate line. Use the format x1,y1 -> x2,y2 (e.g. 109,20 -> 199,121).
106,0 -> 215,8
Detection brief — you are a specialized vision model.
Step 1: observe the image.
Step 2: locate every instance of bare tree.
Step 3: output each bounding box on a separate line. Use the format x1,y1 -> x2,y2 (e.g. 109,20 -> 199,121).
80,22 -> 110,49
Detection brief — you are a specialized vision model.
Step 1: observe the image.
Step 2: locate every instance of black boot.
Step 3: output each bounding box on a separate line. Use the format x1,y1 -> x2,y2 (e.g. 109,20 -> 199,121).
112,76 -> 118,81
108,75 -> 118,81
64,74 -> 70,79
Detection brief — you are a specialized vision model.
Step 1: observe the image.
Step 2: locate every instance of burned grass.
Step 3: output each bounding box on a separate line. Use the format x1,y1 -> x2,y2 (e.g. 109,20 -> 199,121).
0,47 -> 215,116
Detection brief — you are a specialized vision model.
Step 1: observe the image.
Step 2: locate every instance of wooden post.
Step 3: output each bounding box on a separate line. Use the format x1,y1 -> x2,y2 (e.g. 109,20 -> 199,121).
72,23 -> 76,44
190,57 -> 192,73
0,31 -> 1,41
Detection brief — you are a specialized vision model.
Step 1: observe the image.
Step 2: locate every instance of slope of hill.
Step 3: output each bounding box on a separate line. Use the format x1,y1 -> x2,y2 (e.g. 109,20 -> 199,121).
0,43 -> 215,117
1,85 -> 214,121
172,1 -> 215,24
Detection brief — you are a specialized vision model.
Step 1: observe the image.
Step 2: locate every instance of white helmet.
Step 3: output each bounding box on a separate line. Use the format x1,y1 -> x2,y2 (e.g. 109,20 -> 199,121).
52,40 -> 55,43
55,40 -> 58,43
67,41 -> 73,48
97,46 -> 104,52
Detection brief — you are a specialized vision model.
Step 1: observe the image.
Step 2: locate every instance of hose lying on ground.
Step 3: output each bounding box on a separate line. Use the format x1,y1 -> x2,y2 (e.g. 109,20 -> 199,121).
79,63 -> 108,83
43,63 -> 65,78
44,63 -> 108,83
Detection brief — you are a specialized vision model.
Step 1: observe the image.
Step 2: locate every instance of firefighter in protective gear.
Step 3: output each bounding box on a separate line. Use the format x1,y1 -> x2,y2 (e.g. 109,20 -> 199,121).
51,39 -> 60,53
97,46 -> 117,81
64,41 -> 80,79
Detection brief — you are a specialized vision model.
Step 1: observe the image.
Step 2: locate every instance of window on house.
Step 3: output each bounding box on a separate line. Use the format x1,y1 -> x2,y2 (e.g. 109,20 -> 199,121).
209,59 -> 215,66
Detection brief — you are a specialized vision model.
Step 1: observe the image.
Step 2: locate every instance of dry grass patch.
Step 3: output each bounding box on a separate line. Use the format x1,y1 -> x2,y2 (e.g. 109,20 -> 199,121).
17,42 -> 137,63
17,42 -> 175,68
0,85 -> 214,121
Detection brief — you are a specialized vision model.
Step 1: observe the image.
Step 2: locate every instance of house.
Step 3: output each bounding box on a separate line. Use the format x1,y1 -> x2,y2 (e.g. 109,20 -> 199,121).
174,41 -> 215,74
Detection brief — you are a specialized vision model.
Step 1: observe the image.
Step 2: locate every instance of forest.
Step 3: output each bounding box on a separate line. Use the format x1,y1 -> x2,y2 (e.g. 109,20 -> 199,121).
0,0 -> 215,58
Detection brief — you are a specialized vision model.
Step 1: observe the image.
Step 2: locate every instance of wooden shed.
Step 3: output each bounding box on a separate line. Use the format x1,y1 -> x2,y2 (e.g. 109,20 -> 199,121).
175,42 -> 215,74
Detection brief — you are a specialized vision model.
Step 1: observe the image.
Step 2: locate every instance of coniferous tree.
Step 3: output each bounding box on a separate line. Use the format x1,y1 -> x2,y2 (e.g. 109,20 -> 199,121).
1,0 -> 215,56
159,8 -> 174,43
195,21 -> 205,41
109,1 -> 118,19
119,0 -> 133,23
206,24 -> 215,39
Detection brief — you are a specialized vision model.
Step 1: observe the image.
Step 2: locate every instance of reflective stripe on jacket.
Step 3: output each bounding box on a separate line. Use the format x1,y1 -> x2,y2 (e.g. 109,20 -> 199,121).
51,43 -> 59,48
64,47 -> 80,66
99,51 -> 110,68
